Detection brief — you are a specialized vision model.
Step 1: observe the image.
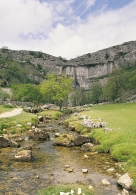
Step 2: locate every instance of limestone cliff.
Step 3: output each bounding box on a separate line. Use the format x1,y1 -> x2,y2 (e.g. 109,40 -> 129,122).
0,41 -> 136,88
56,41 -> 136,89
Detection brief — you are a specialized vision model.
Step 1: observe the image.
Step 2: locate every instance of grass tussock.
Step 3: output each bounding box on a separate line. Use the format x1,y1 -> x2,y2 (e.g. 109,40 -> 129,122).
38,110 -> 63,120
37,184 -> 94,195
66,102 -> 136,189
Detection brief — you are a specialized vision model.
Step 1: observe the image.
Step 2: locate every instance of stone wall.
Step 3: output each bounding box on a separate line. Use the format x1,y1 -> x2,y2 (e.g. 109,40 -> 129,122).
0,101 -> 34,107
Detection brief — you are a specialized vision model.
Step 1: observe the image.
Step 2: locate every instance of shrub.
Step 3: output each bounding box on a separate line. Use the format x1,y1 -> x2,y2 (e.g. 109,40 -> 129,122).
105,53 -> 109,60
87,53 -> 91,57
29,51 -> 35,56
3,104 -> 14,108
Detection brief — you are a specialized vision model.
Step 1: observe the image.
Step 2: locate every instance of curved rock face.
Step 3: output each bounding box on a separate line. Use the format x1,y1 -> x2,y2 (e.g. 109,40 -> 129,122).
56,41 -> 136,89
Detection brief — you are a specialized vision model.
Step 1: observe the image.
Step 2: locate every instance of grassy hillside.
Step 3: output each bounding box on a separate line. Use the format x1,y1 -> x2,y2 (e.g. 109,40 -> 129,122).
0,57 -> 46,87
66,102 -> 136,189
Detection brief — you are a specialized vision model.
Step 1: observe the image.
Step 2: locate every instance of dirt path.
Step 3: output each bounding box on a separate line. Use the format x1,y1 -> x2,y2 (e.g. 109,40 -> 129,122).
0,108 -> 23,118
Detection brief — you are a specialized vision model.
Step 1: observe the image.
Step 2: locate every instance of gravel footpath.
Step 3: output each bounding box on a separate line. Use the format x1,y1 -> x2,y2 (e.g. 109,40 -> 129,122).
0,108 -> 23,118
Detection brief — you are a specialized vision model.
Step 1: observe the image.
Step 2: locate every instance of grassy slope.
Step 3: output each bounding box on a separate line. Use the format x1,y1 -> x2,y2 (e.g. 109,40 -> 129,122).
66,103 -> 136,189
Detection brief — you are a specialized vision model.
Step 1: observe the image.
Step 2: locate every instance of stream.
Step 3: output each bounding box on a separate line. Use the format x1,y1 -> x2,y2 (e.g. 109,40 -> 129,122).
0,115 -> 134,195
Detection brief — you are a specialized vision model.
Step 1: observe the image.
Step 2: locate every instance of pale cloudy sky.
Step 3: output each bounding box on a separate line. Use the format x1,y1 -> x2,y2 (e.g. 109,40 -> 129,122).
0,0 -> 136,59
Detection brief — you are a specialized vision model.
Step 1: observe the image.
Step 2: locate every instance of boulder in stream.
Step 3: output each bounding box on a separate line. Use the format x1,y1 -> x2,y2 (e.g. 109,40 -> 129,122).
37,115 -> 43,122
14,150 -> 33,162
121,188 -> 129,195
81,142 -> 94,151
117,173 -> 133,189
29,128 -> 50,141
53,133 -> 74,147
101,179 -> 110,186
0,136 -> 20,148
74,135 -> 91,146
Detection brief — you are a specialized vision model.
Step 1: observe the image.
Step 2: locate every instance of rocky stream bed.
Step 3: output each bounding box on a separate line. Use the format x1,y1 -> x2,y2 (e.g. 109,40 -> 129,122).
0,115 -> 135,195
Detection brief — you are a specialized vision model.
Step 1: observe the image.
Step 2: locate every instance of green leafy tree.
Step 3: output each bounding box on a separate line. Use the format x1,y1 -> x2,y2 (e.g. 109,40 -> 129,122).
103,79 -> 118,103
40,73 -> 73,110
12,84 -> 43,106
71,88 -> 92,106
90,82 -> 103,103
103,67 -> 130,102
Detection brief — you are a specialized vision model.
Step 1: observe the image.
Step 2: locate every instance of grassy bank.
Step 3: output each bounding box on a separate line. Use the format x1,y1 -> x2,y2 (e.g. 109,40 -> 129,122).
66,102 -> 136,190
0,110 -> 38,134
0,105 -> 63,134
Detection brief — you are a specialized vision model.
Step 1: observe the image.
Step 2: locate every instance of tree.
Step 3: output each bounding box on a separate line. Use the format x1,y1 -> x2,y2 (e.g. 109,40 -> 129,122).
12,84 -> 43,106
90,82 -> 103,103
40,73 -> 73,110
103,67 -> 130,102
71,88 -> 92,106
103,79 -> 118,103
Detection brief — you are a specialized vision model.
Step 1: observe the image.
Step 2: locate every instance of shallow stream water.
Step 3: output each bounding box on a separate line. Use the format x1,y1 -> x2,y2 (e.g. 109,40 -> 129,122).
0,116 -> 134,195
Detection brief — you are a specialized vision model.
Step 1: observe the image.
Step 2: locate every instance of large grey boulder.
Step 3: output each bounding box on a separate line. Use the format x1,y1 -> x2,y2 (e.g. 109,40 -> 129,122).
117,173 -> 133,189
29,128 -> 50,141
14,150 -> 33,162
74,135 -> 90,146
0,136 -> 20,148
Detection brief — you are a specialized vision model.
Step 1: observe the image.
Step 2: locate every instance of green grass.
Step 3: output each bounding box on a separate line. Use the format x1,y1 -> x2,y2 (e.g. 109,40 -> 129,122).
65,102 -> 136,190
0,110 -> 38,134
0,105 -> 14,114
37,184 -> 94,195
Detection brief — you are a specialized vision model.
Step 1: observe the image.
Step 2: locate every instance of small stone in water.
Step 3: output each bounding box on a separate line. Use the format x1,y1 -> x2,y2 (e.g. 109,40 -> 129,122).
82,168 -> 88,173
67,167 -> 73,172
83,154 -> 89,158
106,168 -> 115,173
88,185 -> 94,190
64,165 -> 70,168
101,179 -> 110,186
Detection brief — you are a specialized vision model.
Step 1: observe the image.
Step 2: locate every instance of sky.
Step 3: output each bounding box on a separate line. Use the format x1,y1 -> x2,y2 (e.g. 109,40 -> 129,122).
0,0 -> 136,59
